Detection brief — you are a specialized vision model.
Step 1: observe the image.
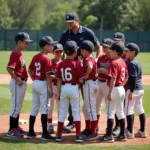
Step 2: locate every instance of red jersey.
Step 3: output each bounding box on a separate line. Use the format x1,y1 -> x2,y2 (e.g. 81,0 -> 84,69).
97,54 -> 113,80
56,59 -> 85,84
7,49 -> 28,78
83,56 -> 97,80
51,59 -> 62,84
29,52 -> 52,80
107,58 -> 128,86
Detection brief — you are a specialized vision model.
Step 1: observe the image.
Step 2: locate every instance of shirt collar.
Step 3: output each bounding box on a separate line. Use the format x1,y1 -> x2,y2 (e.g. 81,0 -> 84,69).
69,25 -> 83,34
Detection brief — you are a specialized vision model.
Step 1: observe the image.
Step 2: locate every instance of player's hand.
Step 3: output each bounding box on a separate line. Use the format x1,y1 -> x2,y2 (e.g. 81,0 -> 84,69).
17,79 -> 23,87
107,93 -> 112,101
128,92 -> 133,100
77,56 -> 82,64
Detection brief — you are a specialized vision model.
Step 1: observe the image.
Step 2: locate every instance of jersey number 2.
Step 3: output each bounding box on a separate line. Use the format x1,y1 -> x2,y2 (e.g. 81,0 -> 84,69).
35,62 -> 41,76
60,68 -> 72,81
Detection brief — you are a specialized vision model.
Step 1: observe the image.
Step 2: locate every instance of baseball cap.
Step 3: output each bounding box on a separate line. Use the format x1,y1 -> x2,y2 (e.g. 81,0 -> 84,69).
53,43 -> 63,51
80,40 -> 94,52
110,42 -> 125,54
15,32 -> 33,42
64,41 -> 78,54
113,32 -> 125,41
65,12 -> 79,22
39,36 -> 57,47
125,43 -> 140,53
101,38 -> 114,48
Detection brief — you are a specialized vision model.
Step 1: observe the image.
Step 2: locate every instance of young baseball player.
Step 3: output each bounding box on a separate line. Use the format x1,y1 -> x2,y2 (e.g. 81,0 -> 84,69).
80,40 -> 99,141
55,40 -> 85,143
96,38 -> 114,131
125,43 -> 147,138
27,36 -> 56,141
7,32 -> 33,137
47,43 -> 71,134
99,42 -> 128,142
112,32 -> 126,135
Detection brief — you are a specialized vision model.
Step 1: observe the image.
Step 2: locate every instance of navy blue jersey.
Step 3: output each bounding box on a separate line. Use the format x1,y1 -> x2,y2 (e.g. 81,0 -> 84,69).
59,25 -> 100,58
127,58 -> 143,90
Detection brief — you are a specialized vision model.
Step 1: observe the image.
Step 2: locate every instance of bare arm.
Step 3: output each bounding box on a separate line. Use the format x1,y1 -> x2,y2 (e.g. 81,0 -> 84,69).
85,65 -> 92,79
107,77 -> 116,101
46,73 -> 53,98
28,68 -> 34,81
96,45 -> 102,58
7,67 -> 23,86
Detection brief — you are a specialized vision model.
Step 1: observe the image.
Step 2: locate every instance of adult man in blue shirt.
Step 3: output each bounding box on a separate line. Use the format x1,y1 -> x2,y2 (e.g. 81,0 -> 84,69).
59,12 -> 101,130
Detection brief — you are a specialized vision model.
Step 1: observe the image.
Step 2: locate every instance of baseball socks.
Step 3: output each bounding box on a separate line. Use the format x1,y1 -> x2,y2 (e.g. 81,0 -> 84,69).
9,116 -> 17,130
139,113 -> 146,132
91,120 -> 97,134
74,121 -> 81,136
106,119 -> 114,136
57,122 -> 64,135
85,120 -> 91,130
119,118 -> 125,135
126,114 -> 134,133
29,115 -> 36,133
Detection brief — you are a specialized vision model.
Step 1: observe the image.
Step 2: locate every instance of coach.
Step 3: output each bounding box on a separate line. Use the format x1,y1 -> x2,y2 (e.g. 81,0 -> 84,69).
59,12 -> 101,130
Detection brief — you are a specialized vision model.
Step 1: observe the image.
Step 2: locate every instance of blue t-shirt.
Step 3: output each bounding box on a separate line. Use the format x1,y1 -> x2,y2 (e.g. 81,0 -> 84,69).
127,58 -> 143,90
59,25 -> 100,57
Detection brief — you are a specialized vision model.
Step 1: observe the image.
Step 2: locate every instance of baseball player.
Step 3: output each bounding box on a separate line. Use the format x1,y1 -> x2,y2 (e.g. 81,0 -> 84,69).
125,43 -> 147,138
7,32 -> 33,137
55,41 -> 85,143
96,38 -> 114,131
80,40 -> 99,141
47,43 -> 71,134
59,12 -> 101,130
27,36 -> 56,141
99,42 -> 128,142
112,32 -> 126,136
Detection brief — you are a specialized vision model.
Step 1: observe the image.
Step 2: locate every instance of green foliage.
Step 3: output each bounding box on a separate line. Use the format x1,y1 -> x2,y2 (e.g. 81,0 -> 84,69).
0,0 -> 13,29
42,0 -> 80,29
7,0 -> 46,29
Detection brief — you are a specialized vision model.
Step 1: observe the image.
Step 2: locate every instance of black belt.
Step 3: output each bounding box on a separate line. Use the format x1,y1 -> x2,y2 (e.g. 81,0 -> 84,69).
21,78 -> 27,81
86,79 -> 97,81
114,84 -> 121,87
99,79 -> 106,82
39,79 -> 45,81
62,83 -> 76,85
53,83 -> 57,85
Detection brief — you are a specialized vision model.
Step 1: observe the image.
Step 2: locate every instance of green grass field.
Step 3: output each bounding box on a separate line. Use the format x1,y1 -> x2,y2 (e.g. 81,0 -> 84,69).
0,51 -> 150,74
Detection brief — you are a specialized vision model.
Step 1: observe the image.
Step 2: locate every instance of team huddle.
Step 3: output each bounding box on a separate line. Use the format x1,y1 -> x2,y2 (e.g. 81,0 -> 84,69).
6,12 -> 147,143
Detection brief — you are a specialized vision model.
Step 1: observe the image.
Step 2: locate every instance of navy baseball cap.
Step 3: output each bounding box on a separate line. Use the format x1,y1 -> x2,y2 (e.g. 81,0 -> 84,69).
53,43 -> 63,51
15,32 -> 33,42
125,43 -> 140,53
39,36 -> 57,47
110,42 -> 125,54
101,38 -> 114,48
80,40 -> 94,52
113,32 -> 125,41
64,41 -> 78,54
65,12 -> 79,22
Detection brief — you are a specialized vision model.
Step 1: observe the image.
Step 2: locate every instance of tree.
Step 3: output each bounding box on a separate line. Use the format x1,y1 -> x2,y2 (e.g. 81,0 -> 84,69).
42,0 -> 80,29
7,0 -> 46,29
78,0 -> 139,31
0,0 -> 13,29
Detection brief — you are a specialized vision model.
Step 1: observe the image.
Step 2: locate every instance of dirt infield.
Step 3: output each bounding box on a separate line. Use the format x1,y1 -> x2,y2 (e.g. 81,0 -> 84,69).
0,74 -> 150,85
0,74 -> 150,146
0,113 -> 150,146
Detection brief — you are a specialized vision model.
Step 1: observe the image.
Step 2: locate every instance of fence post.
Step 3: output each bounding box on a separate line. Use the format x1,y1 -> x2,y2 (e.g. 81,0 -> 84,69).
4,30 -> 7,50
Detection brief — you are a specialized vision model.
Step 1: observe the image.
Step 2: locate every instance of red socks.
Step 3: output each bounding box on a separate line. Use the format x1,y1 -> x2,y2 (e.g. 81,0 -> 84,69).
57,122 -> 64,135
74,121 -> 81,136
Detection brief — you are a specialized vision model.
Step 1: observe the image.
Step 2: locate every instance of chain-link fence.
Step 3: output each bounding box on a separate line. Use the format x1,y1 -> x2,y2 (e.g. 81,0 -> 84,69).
0,30 -> 150,52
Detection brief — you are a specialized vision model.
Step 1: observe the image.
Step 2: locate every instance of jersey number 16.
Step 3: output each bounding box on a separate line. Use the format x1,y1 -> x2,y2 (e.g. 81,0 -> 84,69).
60,68 -> 72,81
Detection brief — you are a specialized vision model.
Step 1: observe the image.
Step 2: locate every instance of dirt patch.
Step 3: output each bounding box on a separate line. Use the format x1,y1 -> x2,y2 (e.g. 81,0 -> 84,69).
0,113 -> 150,146
0,74 -> 150,85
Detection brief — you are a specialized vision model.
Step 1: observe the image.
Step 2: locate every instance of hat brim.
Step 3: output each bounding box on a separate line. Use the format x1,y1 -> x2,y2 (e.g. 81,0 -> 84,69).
113,38 -> 123,41
24,39 -> 33,43
102,44 -> 110,48
54,49 -> 64,51
50,41 -> 58,44
65,20 -> 75,22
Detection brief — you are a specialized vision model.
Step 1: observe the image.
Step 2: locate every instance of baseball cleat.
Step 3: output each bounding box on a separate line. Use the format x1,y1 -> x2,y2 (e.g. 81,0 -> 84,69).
48,124 -> 54,134
98,134 -> 114,143
62,126 -> 71,133
55,134 -> 63,142
125,129 -> 134,139
27,131 -> 37,139
41,133 -> 55,141
17,126 -> 27,134
84,133 -> 99,141
76,135 -> 84,143
7,128 -> 24,138
112,126 -> 120,136
134,129 -> 147,138
115,134 -> 127,142
66,123 -> 75,130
